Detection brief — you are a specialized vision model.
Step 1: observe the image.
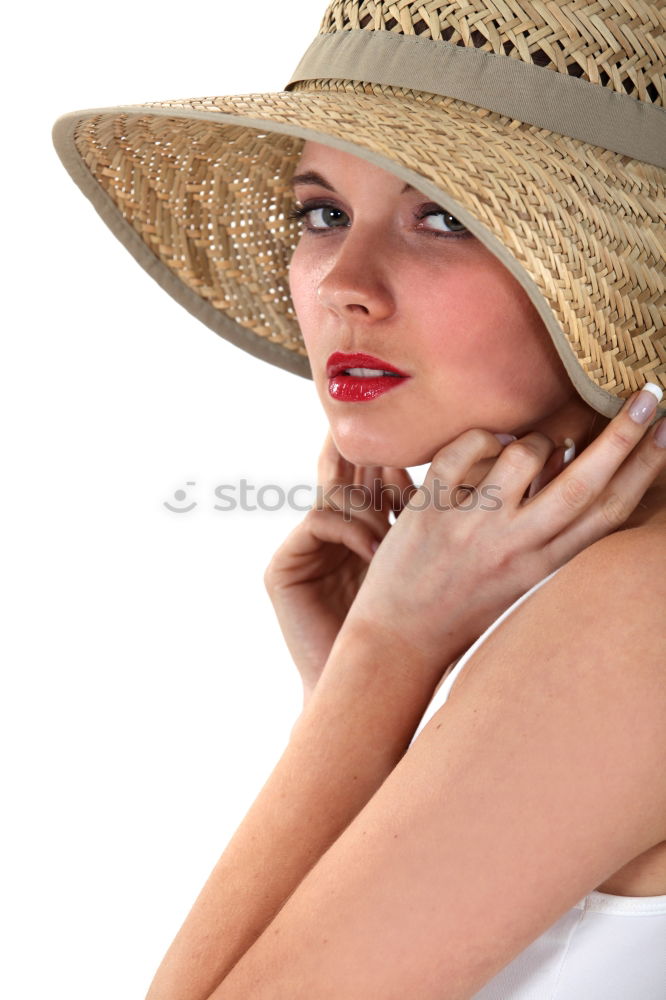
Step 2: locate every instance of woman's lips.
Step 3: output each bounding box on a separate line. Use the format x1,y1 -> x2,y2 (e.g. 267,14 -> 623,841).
326,351 -> 411,403
328,373 -> 410,402
326,351 -> 409,378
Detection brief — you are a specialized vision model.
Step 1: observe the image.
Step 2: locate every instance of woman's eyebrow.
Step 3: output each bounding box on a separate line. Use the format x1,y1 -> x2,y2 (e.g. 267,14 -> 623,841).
290,170 -> 335,191
290,169 -> 413,194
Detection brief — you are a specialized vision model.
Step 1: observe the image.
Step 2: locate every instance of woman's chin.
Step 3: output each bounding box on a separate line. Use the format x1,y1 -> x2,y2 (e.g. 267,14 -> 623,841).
331,431 -> 436,470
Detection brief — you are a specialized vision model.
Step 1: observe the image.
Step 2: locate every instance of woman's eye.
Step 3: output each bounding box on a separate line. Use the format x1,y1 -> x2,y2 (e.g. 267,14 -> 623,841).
289,203 -> 350,231
418,208 -> 468,236
308,206 -> 349,229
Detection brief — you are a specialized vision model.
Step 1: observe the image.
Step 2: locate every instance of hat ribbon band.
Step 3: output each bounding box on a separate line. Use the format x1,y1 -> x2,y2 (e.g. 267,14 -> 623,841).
286,29 -> 665,168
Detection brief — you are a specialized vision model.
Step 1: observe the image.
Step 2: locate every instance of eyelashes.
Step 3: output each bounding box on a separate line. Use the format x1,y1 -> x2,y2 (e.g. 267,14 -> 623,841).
287,199 -> 472,239
413,203 -> 470,237
287,202 -> 349,230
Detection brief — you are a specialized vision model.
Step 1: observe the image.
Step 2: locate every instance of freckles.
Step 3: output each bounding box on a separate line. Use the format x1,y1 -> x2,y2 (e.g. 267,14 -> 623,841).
288,264 -> 332,375
288,256 -> 318,332
290,246 -> 328,300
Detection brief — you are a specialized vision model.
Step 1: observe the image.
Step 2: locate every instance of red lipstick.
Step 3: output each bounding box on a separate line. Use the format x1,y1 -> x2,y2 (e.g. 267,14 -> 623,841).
326,352 -> 410,403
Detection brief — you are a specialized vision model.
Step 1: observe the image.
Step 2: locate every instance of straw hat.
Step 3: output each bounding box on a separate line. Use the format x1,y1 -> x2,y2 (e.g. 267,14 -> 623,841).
52,0 -> 665,419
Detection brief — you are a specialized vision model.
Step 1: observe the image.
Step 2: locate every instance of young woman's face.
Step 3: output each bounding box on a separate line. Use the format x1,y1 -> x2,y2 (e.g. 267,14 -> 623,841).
288,141 -> 587,468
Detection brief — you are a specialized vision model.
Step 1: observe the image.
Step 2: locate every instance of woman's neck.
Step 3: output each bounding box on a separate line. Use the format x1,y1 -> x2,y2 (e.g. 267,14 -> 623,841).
523,394 -> 608,455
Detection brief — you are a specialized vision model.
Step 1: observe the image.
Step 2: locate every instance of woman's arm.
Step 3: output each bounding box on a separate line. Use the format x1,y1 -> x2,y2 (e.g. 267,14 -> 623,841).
146,401 -> 665,1000
144,430 -> 526,1000
144,624 -> 451,1000
209,526 -> 666,1000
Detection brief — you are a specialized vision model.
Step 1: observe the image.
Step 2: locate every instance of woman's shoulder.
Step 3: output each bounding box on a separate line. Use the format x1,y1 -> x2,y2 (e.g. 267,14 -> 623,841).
445,515 -> 666,816
488,517 -> 666,720
559,511 -> 666,601
432,515 -> 666,705
515,463 -> 665,621
523,517 -> 666,649
549,465 -> 666,601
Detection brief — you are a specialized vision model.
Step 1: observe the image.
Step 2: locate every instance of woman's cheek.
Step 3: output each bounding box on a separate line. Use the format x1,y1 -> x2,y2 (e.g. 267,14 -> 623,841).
288,249 -> 323,343
287,249 -> 306,318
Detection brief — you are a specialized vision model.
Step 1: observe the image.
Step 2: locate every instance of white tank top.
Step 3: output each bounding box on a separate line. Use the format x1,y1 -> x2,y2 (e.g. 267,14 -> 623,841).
409,569 -> 666,999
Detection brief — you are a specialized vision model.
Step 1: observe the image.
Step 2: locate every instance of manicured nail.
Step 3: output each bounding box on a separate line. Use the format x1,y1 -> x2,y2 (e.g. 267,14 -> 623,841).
654,419 -> 666,449
494,433 -> 518,445
628,382 -> 663,424
562,438 -> 576,466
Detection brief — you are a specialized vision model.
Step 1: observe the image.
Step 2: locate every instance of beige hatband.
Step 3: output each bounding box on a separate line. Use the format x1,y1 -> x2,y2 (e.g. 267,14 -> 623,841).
288,30 -> 665,167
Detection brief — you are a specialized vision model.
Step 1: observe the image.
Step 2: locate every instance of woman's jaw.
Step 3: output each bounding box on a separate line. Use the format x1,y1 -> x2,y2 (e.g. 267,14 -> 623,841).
321,387 -> 605,471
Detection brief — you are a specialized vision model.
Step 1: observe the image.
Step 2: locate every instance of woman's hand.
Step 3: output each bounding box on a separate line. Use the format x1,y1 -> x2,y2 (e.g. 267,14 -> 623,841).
263,431 -> 414,702
342,390 -> 666,673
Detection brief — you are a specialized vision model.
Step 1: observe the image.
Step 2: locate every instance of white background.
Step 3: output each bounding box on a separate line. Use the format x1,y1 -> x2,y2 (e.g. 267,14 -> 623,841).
0,2 -> 429,997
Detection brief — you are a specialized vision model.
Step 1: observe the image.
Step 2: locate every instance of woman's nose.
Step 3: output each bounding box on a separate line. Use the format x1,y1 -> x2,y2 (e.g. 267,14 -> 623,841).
316,229 -> 396,322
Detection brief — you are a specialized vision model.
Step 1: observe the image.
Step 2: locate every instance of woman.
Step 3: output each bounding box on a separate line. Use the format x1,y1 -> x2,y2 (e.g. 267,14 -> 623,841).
52,1 -> 666,996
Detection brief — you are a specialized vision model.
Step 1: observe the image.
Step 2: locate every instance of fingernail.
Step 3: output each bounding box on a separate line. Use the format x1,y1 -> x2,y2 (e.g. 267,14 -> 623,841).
628,382 -> 663,424
562,437 -> 576,466
370,540 -> 380,553
494,433 -> 518,445
654,419 -> 666,449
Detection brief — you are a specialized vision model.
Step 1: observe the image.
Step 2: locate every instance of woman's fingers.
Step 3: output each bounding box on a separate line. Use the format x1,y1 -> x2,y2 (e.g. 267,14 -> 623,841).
316,430 -> 355,491
420,428 -> 520,504
315,431 -> 361,516
525,440 -> 574,499
483,433 -> 559,505
316,431 -> 415,526
517,386 -> 664,545
545,414 -> 666,564
265,508 -> 380,590
302,507 -> 381,563
407,383 -> 663,565
366,464 -> 415,516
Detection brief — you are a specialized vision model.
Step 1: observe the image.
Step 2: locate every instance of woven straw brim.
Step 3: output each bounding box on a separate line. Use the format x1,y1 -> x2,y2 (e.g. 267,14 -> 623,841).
52,83 -> 666,419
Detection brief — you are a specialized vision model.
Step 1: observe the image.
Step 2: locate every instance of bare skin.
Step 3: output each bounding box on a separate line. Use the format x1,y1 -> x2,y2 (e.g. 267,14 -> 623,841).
275,142 -> 666,900
145,145 -> 666,1000
272,141 -> 666,692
